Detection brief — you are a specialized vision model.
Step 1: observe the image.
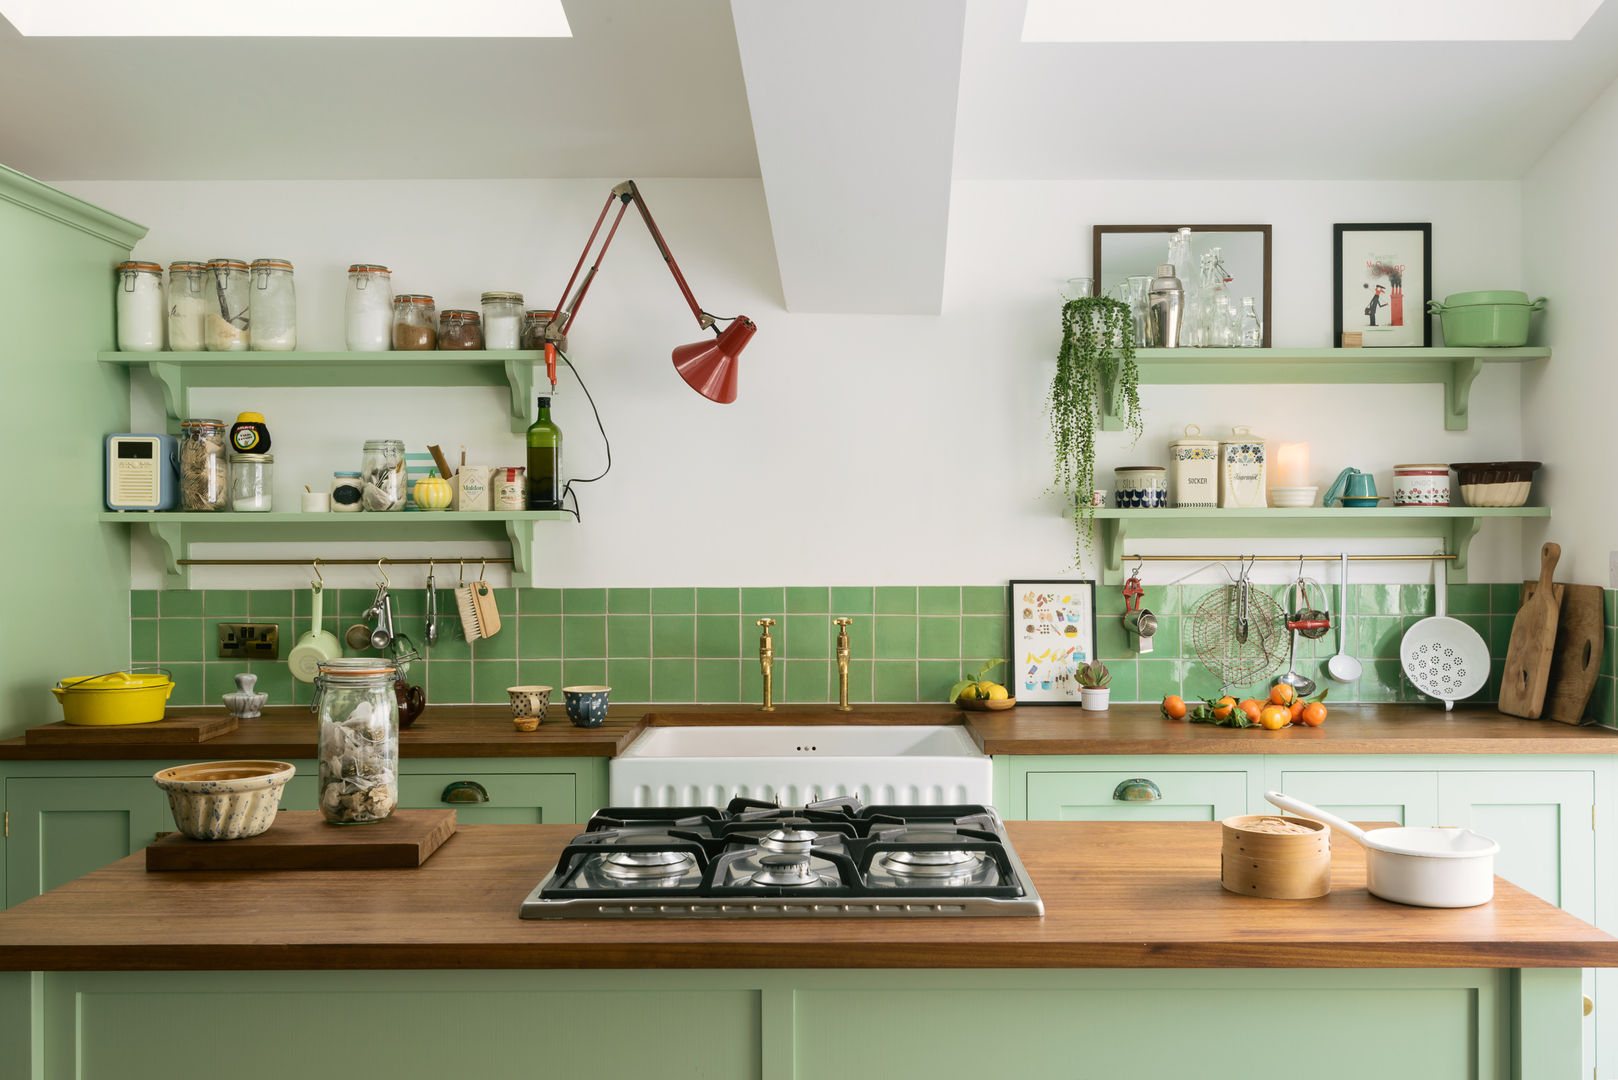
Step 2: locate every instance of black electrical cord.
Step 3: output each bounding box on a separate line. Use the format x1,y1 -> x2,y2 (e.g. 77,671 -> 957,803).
552,348 -> 610,522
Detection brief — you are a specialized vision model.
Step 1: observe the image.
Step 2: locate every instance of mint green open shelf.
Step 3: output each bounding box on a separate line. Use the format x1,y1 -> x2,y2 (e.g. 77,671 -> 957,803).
1092,506 -> 1551,585
1103,346 -> 1550,431
99,351 -> 547,434
98,510 -> 572,589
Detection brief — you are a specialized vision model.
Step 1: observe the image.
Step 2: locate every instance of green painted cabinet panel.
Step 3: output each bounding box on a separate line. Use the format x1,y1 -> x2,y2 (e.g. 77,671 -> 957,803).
1271,769 -> 1439,826
397,772 -> 575,824
1025,770 -> 1248,821
4,778 -> 170,908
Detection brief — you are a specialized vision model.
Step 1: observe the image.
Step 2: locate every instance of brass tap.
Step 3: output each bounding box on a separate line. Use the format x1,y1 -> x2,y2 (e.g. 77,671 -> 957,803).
833,617 -> 853,712
756,618 -> 776,712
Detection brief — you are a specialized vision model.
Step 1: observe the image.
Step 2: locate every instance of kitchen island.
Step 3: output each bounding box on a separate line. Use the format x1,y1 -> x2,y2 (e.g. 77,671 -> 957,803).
0,821 -> 1609,1079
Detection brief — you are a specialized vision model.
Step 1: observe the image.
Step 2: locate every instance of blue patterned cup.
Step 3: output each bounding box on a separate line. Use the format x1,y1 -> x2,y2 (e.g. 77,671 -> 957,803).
562,685 -> 611,727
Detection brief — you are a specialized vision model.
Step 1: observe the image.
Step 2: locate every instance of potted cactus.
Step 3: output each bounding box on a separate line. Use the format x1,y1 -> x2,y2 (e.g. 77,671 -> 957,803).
1077,660 -> 1112,711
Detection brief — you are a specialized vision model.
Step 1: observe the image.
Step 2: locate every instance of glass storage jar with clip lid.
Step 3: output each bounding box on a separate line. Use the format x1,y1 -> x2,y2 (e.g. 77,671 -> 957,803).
481,291 -> 523,349
248,258 -> 296,351
392,294 -> 436,350
438,308 -> 483,350
313,658 -> 399,825
345,264 -> 392,351
203,258 -> 251,351
166,261 -> 208,351
178,418 -> 229,511
360,438 -> 407,511
115,261 -> 164,352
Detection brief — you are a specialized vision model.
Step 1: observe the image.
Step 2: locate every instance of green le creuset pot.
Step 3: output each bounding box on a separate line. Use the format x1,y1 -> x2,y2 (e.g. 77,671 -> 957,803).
1427,290 -> 1546,348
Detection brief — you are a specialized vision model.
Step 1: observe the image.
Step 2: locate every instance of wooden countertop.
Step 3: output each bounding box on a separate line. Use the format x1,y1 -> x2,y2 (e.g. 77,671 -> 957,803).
3,703 -> 1614,760
0,821 -> 1612,971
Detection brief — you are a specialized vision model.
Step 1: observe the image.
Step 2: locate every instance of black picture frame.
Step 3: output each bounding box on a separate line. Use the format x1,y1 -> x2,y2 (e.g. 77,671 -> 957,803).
1333,222 -> 1433,348
1007,579 -> 1099,706
1093,224 -> 1273,347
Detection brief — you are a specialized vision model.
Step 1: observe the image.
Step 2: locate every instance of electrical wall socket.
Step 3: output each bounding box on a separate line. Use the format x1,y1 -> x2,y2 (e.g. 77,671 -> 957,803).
217,623 -> 280,660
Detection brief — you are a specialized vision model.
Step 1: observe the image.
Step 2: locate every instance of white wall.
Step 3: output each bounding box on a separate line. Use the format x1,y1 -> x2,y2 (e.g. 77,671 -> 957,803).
1523,77 -> 1618,587
60,176 -> 1526,593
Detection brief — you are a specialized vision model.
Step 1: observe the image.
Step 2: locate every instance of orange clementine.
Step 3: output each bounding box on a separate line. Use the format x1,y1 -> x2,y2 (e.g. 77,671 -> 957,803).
1211,696 -> 1237,720
1269,684 -> 1297,707
1258,705 -> 1292,730
1299,702 -> 1327,727
1161,695 -> 1187,720
1237,698 -> 1262,722
1290,699 -> 1305,721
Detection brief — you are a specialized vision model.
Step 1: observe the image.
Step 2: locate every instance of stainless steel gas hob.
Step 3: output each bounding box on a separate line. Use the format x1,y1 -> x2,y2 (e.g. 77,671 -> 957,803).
519,796 -> 1044,919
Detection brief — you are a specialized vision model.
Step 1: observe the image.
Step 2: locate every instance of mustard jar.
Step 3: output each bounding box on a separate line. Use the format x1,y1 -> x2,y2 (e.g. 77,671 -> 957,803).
1168,424 -> 1219,508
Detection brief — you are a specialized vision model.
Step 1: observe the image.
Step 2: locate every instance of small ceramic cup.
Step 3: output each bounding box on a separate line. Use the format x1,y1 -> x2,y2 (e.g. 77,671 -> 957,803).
301,491 -> 329,512
506,686 -> 551,728
562,685 -> 611,728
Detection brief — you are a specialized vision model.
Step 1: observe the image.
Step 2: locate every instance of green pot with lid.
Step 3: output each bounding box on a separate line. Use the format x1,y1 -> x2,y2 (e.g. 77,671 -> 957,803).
1427,290 -> 1546,348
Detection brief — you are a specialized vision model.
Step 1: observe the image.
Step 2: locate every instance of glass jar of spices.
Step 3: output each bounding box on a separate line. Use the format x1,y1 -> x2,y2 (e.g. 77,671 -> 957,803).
178,419 -> 229,511
520,309 -> 560,350
203,258 -> 251,351
345,264 -> 392,351
229,453 -> 274,512
165,261 -> 208,351
392,294 -> 436,350
438,309 -> 483,350
360,438 -> 407,511
248,258 -> 296,351
313,658 -> 399,825
330,471 -> 364,512
481,291 -> 523,349
115,261 -> 164,352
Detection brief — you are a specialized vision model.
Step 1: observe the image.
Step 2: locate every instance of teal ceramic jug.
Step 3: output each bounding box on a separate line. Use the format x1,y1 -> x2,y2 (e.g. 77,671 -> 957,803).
1324,467 -> 1383,507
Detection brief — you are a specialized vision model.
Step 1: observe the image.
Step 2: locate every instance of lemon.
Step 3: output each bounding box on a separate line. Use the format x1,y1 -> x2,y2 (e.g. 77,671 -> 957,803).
957,683 -> 980,701
983,683 -> 1009,701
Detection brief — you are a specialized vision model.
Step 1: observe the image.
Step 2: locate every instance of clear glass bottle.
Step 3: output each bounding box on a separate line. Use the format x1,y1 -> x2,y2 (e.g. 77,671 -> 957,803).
392,294 -> 436,350
481,291 -> 524,350
165,261 -> 207,351
313,658 -> 399,825
360,438 -> 407,511
1212,294 -> 1236,347
115,261 -> 165,352
203,258 -> 251,351
178,418 -> 229,511
345,264 -> 392,351
1238,296 -> 1263,347
229,453 -> 273,511
437,309 -> 483,350
248,259 -> 296,351
525,397 -> 562,510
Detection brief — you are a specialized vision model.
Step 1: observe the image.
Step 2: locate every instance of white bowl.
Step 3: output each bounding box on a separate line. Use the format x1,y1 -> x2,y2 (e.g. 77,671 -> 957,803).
153,760 -> 296,840
1270,485 -> 1319,508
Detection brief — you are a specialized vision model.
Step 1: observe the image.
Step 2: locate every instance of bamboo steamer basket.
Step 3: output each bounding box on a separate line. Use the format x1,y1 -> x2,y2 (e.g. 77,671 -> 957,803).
1221,813 -> 1331,899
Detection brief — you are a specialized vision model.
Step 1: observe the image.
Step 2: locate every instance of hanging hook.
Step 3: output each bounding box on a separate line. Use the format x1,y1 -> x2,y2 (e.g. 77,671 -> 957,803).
458,558 -> 465,586
478,558 -> 488,582
377,558 -> 391,587
1129,559 -> 1144,581
311,558 -> 323,585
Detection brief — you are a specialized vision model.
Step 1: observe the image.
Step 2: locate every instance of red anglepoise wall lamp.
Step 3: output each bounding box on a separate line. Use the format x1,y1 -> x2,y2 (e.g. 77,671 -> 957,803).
540,180 -> 756,404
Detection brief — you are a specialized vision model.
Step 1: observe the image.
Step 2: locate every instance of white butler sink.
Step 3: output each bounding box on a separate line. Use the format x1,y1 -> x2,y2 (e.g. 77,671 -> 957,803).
609,725 -> 992,808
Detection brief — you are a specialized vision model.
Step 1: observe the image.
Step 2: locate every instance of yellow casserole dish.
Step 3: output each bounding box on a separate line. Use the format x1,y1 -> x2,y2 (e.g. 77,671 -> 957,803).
52,671 -> 174,725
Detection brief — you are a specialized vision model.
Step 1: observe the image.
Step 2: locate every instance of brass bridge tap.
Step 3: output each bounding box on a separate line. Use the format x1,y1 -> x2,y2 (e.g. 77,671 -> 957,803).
833,617 -> 853,712
756,618 -> 776,712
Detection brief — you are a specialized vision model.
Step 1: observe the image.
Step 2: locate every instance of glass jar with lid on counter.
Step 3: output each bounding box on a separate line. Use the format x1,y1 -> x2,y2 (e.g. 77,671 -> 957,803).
166,261 -> 207,351
115,261 -> 164,352
345,264 -> 392,351
249,259 -> 296,351
392,294 -> 436,350
482,291 -> 523,349
178,418 -> 229,511
229,453 -> 273,511
204,258 -> 251,351
360,439 -> 407,511
438,309 -> 483,350
314,658 -> 399,825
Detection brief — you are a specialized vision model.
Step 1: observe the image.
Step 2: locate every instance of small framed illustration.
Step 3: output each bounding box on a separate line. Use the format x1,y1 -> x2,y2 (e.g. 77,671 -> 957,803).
1333,222 -> 1433,348
1008,580 -> 1097,705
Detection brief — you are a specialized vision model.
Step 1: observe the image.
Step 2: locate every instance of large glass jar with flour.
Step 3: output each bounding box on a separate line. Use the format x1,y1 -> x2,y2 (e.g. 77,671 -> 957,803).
203,258 -> 251,351
345,264 -> 392,351
314,658 -> 399,825
166,261 -> 208,351
115,261 -> 164,351
248,258 -> 296,351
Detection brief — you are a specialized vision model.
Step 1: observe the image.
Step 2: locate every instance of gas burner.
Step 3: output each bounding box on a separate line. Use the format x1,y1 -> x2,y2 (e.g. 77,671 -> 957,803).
880,848 -> 984,878
600,849 -> 698,881
758,826 -> 818,856
750,852 -> 818,886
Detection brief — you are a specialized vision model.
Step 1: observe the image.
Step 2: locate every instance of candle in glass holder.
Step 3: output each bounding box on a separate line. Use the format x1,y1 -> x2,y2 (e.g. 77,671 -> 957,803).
1274,442 -> 1310,488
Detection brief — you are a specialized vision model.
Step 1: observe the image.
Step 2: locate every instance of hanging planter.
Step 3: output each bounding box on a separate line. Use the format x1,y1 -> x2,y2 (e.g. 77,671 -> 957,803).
1047,296 -> 1142,565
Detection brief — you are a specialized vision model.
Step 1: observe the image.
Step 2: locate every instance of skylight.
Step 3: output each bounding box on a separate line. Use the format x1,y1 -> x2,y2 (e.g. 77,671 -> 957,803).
0,0 -> 571,37
1021,0 -> 1605,42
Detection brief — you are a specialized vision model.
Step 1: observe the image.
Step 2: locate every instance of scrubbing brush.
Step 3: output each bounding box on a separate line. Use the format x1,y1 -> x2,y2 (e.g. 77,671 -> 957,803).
456,573 -> 501,641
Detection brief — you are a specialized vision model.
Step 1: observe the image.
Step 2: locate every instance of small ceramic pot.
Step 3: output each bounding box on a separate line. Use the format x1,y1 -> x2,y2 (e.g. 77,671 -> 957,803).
1392,464 -> 1450,507
507,685 -> 551,723
562,685 -> 611,727
1090,490 -> 1107,508
413,475 -> 452,511
1080,687 -> 1111,711
1114,467 -> 1168,509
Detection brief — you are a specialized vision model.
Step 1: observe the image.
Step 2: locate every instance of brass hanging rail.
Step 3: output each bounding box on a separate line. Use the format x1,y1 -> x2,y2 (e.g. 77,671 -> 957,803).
177,557 -> 513,567
1122,553 -> 1456,563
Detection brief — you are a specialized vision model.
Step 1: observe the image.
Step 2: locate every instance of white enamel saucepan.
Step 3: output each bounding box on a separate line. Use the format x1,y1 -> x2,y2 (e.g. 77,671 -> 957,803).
1265,791 -> 1500,908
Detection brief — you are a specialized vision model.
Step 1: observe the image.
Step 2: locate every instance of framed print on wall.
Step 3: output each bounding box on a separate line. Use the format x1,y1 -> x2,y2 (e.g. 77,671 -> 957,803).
1333,222 -> 1433,348
1009,580 -> 1097,704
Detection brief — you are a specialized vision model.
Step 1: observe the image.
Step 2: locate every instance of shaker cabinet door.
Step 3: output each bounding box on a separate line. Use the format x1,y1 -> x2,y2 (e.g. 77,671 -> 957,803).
1270,770 -> 1438,827
1024,771 -> 1247,821
4,777 -> 172,907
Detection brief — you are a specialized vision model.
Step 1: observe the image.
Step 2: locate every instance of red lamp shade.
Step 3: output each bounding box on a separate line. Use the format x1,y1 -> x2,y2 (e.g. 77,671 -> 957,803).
671,317 -> 755,404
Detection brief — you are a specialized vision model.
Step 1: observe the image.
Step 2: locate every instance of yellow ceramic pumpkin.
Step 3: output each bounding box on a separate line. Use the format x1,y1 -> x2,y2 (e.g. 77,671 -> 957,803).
413,475 -> 452,511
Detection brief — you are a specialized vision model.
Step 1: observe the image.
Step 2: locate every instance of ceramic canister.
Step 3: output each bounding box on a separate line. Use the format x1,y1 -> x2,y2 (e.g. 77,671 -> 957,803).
1114,466 -> 1168,509
1392,463 -> 1451,507
1168,424 -> 1219,508
1218,425 -> 1268,508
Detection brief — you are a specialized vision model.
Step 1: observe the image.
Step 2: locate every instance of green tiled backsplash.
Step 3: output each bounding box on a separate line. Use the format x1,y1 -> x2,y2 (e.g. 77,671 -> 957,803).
127,584 -> 1618,723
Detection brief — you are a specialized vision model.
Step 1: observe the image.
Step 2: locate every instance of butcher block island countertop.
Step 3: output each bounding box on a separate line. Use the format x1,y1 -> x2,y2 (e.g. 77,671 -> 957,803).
2,702 -> 1615,759
1,820 -> 1613,972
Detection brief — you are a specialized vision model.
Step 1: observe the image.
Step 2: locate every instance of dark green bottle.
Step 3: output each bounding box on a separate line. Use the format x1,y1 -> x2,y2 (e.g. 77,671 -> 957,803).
525,396 -> 562,510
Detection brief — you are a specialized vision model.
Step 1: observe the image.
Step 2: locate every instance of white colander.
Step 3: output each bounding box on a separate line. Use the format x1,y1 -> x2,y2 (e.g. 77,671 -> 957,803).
1400,569 -> 1489,710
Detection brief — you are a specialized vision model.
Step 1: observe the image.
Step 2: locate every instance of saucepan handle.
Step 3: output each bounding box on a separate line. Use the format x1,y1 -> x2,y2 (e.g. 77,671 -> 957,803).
1264,791 -> 1369,846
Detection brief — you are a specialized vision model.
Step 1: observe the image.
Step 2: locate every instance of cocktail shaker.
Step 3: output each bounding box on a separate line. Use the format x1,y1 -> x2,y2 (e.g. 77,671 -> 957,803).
1146,264 -> 1184,348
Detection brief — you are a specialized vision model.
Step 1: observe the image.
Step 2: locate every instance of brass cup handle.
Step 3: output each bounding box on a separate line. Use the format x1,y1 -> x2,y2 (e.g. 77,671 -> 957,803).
1113,778 -> 1162,802
441,780 -> 490,804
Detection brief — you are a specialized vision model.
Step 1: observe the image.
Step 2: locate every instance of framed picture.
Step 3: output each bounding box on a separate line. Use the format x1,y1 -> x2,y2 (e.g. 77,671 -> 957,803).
1094,224 -> 1272,346
1009,580 -> 1097,705
1333,223 -> 1432,348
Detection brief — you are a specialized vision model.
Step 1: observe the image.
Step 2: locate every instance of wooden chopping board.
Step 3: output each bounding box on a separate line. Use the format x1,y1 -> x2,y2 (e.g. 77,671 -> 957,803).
145,809 -> 456,871
1498,542 -> 1564,719
1527,580 -> 1604,725
26,713 -> 237,745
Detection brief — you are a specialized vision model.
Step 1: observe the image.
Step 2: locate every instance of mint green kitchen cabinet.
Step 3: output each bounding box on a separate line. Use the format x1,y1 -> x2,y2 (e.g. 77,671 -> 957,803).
3,777 -> 170,908
1024,766 -> 1252,821
1268,767 -> 1439,826
398,768 -> 578,824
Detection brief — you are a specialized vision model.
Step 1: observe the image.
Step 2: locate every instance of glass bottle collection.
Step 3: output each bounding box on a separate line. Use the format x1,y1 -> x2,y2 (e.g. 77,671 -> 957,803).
1088,232 -> 1264,349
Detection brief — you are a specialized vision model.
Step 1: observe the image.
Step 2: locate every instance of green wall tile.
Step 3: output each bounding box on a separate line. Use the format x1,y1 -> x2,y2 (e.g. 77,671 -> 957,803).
429,661 -> 471,703
830,586 -> 874,615
131,620 -> 158,663
608,588 -> 650,613
249,590 -> 292,618
740,656 -> 766,704
160,590 -> 203,617
783,659 -> 829,702
520,588 -> 562,615
696,616 -> 741,658
873,660 -> 917,701
519,615 -> 562,658
159,619 -> 204,662
652,614 -> 695,657
1180,661 -> 1225,703
1488,615 -> 1514,658
563,615 -> 606,657
1357,616 -> 1403,658
608,658 -> 651,702
1400,584 -> 1431,616
1447,584 -> 1489,614
606,615 -> 651,658
472,624 -> 517,660
843,618 -> 874,661
562,658 -> 607,687
695,659 -> 740,702
166,663 -> 204,706
1137,659 -> 1181,700
844,660 -> 873,703
337,588 -> 375,621
652,658 -> 695,702
204,663 -> 243,704
1356,584 -> 1400,615
652,588 -> 696,614
474,659 -> 518,703
962,585 -> 1005,616
428,625 -> 472,661
917,659 -> 960,703
1360,659 -> 1403,702
874,586 -> 916,615
961,616 -> 1006,662
1606,589 -> 1617,627
917,618 -> 960,658
917,587 -> 960,616
785,586 -> 829,613
1094,613 -> 1129,661
1152,615 -> 1182,658
874,616 -> 917,659
1491,583 -> 1521,615
977,659 -> 1007,687
1105,660 -> 1138,702
563,588 -> 606,615
518,659 -> 563,690
697,588 -> 740,614
784,615 -> 829,659
251,662 -> 294,707
1605,626 -> 1617,679
740,587 -> 784,614
131,589 -> 159,618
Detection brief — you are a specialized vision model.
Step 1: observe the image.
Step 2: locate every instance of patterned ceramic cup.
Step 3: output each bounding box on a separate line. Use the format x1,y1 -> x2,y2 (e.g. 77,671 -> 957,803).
562,685 -> 611,728
506,686 -> 551,725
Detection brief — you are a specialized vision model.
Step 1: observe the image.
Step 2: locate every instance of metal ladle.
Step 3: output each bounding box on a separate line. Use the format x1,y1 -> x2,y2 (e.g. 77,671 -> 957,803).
1327,552 -> 1363,683
1274,578 -> 1317,698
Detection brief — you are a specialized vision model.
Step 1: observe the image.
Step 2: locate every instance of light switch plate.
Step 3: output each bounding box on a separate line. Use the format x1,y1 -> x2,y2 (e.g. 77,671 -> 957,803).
217,623 -> 280,660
